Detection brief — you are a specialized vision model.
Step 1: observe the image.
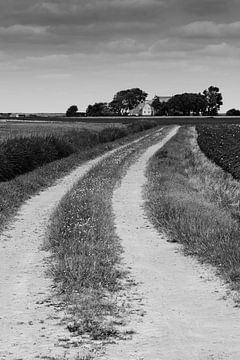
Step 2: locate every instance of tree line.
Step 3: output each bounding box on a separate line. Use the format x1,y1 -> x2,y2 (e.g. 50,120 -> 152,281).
66,86 -> 228,117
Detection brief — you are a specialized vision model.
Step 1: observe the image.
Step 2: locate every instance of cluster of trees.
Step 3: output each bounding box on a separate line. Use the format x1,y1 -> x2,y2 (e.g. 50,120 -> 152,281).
163,86 -> 223,116
226,108 -> 240,116
66,86 -> 224,117
86,88 -> 147,117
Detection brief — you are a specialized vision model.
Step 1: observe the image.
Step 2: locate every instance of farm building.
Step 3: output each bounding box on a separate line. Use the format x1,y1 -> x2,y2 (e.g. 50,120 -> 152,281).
129,96 -> 171,116
129,101 -> 154,116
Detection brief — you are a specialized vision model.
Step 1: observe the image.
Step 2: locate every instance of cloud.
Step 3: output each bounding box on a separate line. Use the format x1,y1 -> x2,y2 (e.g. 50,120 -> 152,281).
37,73 -> 73,80
177,21 -> 240,38
198,42 -> 240,57
104,38 -> 145,54
176,0 -> 232,16
0,25 -> 48,36
0,0 -> 166,26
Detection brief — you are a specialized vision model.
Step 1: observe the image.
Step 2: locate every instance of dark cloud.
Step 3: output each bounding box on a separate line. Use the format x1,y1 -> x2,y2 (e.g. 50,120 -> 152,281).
177,21 -> 240,39
177,0 -> 233,16
0,0 -> 166,26
0,0 -> 239,115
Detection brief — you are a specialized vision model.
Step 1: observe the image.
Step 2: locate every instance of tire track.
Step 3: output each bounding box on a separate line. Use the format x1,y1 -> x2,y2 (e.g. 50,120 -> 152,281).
102,125 -> 240,360
0,129 -> 163,360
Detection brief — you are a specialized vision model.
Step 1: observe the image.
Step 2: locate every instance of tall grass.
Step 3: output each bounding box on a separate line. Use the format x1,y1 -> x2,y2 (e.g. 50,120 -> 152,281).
46,144 -> 136,339
46,126 -> 168,339
146,127 -> 240,290
0,120 -> 159,231
0,120 -> 158,182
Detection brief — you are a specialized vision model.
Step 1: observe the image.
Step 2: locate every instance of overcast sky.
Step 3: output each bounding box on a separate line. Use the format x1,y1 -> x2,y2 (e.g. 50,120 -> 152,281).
0,0 -> 239,112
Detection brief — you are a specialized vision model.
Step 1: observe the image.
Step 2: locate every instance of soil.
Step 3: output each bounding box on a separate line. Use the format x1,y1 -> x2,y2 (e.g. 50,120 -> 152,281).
101,126 -> 240,360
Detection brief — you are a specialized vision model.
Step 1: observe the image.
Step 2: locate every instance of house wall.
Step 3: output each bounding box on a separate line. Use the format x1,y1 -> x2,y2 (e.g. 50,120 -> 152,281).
142,104 -> 153,116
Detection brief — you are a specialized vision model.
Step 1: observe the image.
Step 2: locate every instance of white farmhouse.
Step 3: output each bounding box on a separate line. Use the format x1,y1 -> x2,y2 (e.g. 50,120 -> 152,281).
129,100 -> 155,116
129,96 -> 171,117
142,101 -> 154,116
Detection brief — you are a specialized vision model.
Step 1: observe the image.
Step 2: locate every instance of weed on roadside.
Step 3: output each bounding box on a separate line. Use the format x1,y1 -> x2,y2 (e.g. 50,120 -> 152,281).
46,127 -> 168,342
145,126 -> 240,290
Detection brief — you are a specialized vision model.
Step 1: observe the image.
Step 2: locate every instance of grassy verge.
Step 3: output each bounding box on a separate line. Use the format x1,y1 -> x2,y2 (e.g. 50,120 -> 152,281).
145,126 -> 240,291
46,127 -> 169,342
0,120 -> 159,232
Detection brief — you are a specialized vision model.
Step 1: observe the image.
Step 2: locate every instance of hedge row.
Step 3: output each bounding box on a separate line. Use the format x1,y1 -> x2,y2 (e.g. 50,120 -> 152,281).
0,120 -> 158,182
196,124 -> 240,180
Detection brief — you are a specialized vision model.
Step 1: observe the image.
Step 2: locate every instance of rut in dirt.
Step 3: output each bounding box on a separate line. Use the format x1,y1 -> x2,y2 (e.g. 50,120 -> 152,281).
102,125 -> 240,360
0,130 -> 161,360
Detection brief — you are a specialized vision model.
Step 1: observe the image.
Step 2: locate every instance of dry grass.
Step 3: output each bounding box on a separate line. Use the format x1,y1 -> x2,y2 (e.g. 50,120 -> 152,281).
46,126 -> 167,340
0,121 -> 122,140
46,145 -> 135,340
145,126 -> 240,290
0,120 -> 159,232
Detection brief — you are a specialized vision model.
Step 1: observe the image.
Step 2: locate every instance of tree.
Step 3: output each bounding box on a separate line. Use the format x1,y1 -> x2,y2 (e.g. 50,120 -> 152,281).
86,102 -> 112,116
109,88 -> 147,115
167,93 -> 207,116
66,105 -> 78,117
151,96 -> 169,116
226,108 -> 240,116
203,86 -> 223,116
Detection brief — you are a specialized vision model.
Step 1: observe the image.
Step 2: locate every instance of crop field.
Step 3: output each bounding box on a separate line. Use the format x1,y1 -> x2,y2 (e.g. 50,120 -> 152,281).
0,118 -> 159,231
0,120 -> 123,141
2,115 -> 240,128
196,124 -> 240,180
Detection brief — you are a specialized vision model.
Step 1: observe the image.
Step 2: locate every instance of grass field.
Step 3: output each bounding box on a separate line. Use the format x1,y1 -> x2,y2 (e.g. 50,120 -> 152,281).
146,126 -> 240,293
0,121 -> 123,140
0,119 -> 159,232
2,115 -> 240,125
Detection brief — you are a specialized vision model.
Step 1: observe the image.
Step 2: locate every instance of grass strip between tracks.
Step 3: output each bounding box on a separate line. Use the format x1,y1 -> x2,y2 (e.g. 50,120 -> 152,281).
145,126 -> 240,294
46,127 -> 169,342
0,120 -> 159,232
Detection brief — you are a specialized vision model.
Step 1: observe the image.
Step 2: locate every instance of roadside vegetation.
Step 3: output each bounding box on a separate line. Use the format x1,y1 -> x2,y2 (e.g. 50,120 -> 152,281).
46,127 -> 169,341
146,126 -> 240,292
0,120 -> 158,231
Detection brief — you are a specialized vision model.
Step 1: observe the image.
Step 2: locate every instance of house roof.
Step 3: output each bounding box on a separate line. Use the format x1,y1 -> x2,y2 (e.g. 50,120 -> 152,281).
157,96 -> 171,102
129,100 -> 154,116
129,102 -> 145,116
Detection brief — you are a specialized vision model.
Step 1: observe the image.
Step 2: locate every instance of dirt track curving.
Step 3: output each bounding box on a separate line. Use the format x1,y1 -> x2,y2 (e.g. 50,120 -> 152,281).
102,126 -> 240,360
2,125 -> 240,360
0,130 -> 163,360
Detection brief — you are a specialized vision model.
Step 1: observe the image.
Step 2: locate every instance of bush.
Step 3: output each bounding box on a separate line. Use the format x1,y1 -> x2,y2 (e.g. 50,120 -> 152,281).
0,135 -> 74,182
226,109 -> 240,116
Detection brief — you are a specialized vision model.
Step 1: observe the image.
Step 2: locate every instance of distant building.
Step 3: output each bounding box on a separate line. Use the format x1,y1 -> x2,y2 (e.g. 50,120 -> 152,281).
9,113 -> 26,118
129,96 -> 171,116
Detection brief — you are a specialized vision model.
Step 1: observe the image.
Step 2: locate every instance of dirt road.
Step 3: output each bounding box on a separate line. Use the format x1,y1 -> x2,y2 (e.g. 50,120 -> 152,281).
0,129 -> 164,360
102,126 -> 240,360
2,125 -> 240,360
